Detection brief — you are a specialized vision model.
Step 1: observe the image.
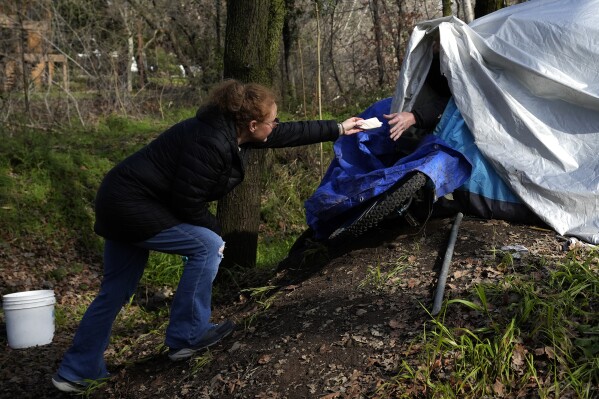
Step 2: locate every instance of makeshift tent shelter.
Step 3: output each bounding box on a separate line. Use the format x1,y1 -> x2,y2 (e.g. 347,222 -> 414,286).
307,0 -> 599,244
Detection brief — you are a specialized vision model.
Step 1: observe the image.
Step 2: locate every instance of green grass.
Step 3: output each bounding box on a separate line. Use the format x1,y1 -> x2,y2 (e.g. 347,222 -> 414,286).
0,114 -> 179,252
142,253 -> 186,288
256,235 -> 299,269
359,257 -> 410,291
374,249 -> 599,398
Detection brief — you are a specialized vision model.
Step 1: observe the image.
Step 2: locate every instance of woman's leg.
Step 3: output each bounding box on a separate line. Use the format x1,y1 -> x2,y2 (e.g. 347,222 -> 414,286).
57,240 -> 148,382
57,223 -> 224,382
137,224 -> 225,349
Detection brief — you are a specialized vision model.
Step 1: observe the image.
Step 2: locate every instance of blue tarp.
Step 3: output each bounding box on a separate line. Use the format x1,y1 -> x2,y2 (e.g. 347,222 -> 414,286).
305,97 -> 472,239
305,96 -> 541,239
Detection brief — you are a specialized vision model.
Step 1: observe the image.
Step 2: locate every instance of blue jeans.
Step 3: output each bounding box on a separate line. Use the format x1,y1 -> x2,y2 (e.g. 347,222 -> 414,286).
57,224 -> 225,382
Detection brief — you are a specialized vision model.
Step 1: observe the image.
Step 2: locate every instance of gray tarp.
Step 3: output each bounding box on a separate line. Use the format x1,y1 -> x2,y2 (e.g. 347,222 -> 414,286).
391,0 -> 599,244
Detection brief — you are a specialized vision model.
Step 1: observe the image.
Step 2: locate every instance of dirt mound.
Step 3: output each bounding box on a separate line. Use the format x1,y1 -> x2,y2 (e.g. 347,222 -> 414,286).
0,217 -> 569,398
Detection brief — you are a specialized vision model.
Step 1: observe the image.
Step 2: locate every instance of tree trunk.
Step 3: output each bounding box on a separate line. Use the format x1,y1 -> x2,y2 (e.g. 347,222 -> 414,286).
16,7 -> 30,115
463,0 -> 474,23
218,0 -> 285,269
283,0 -> 299,104
393,0 -> 405,77
370,0 -> 385,87
474,0 -> 504,19
442,0 -> 453,17
327,5 -> 344,96
136,19 -> 146,88
215,0 -> 223,55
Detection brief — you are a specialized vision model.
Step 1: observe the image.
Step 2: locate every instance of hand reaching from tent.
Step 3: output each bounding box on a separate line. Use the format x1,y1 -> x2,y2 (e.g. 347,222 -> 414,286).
383,112 -> 416,141
340,117 -> 365,136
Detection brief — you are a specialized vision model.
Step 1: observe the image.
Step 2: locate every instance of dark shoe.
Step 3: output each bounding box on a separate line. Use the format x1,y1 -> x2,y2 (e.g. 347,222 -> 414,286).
51,373 -> 87,393
168,319 -> 236,361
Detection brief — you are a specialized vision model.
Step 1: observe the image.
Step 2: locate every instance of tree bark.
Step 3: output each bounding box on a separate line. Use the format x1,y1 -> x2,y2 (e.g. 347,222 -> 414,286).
442,0 -> 453,17
16,7 -> 31,115
215,0 -> 223,56
370,0 -> 386,87
393,0 -> 405,77
218,0 -> 285,269
474,0 -> 504,19
463,0 -> 474,23
327,2 -> 344,96
283,0 -> 299,104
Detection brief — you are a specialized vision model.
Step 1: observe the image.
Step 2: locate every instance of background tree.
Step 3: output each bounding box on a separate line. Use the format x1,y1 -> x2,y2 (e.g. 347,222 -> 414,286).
282,0 -> 302,106
475,0 -> 505,18
370,0 -> 387,87
462,0 -> 475,22
217,0 -> 286,269
442,0 -> 453,17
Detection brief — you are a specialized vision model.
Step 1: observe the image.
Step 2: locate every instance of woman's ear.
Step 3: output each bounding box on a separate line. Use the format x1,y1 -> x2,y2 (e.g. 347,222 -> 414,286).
249,120 -> 257,133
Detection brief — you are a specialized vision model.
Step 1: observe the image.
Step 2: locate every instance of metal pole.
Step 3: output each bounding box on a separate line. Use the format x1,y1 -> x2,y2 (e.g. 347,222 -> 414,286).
432,212 -> 463,316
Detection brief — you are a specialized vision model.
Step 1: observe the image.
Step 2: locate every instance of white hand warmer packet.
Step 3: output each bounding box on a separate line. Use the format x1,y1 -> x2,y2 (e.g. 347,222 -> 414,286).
358,117 -> 383,130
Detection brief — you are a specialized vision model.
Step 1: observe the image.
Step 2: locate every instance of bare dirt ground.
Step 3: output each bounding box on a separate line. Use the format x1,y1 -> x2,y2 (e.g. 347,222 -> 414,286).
0,216 -> 576,398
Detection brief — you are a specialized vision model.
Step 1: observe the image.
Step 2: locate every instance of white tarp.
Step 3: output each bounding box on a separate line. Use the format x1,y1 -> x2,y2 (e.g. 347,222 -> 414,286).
391,0 -> 599,244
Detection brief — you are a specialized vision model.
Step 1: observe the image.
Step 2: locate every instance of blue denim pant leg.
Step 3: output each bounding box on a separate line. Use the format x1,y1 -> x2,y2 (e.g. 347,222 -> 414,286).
58,240 -> 149,382
136,224 -> 225,349
57,224 -> 223,381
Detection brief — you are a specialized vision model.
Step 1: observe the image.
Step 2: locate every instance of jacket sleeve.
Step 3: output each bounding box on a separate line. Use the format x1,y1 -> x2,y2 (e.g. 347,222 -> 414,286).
169,137 -> 229,235
412,96 -> 450,129
247,120 -> 339,149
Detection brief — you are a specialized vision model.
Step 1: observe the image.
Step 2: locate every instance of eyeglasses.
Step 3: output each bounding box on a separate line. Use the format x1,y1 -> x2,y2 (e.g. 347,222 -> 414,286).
263,118 -> 279,129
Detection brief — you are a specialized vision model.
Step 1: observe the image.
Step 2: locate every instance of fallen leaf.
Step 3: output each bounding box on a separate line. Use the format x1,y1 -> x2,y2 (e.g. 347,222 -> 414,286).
388,319 -> 401,329
453,270 -> 468,278
493,379 -> 505,397
258,354 -> 272,364
512,344 -> 526,371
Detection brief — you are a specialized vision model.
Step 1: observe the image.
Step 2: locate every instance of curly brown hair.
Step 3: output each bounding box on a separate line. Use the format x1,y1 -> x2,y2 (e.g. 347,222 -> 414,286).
207,79 -> 276,128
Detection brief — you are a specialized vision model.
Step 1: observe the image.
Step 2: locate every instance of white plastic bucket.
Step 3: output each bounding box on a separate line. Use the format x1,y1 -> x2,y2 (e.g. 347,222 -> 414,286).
2,290 -> 56,349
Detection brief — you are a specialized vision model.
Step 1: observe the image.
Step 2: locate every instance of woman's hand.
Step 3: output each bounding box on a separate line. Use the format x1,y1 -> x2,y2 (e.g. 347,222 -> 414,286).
340,117 -> 364,135
383,112 -> 416,141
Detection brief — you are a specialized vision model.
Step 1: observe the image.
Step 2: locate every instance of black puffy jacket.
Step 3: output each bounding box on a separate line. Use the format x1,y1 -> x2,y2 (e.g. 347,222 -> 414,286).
93,106 -> 340,242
